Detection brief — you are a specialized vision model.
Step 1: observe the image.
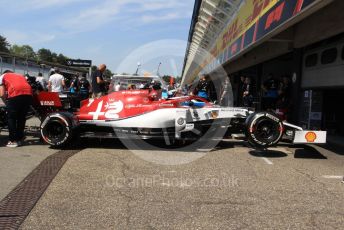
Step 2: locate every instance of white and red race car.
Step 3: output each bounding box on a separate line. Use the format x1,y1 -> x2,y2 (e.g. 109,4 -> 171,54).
34,87 -> 327,149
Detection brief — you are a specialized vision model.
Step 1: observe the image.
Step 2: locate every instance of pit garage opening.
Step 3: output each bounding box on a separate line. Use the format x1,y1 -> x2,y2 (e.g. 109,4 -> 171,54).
182,0 -> 344,139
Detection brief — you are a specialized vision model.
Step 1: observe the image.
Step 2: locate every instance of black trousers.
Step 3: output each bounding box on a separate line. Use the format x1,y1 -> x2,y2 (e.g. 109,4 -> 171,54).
6,95 -> 32,142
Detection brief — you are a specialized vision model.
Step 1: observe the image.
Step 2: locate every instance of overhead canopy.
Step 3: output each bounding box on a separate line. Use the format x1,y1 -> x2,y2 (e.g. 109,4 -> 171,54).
181,0 -> 333,85
182,0 -> 244,84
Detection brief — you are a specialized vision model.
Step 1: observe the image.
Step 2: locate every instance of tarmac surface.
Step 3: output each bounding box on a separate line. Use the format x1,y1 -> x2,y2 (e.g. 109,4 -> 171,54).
0,117 -> 343,229
0,118 -> 58,201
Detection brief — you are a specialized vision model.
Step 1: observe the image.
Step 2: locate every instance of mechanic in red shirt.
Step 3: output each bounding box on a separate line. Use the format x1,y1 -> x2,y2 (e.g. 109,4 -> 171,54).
0,70 -> 33,147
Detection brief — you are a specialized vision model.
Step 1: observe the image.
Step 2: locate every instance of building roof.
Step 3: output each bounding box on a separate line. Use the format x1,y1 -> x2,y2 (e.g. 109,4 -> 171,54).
182,0 -> 244,83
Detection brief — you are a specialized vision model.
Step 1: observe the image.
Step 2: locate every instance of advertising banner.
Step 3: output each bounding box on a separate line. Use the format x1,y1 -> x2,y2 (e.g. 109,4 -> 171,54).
66,59 -> 92,68
188,0 -> 318,82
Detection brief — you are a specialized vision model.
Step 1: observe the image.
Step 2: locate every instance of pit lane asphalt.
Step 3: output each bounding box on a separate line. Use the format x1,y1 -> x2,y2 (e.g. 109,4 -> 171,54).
9,137 -> 342,229
0,118 -> 58,201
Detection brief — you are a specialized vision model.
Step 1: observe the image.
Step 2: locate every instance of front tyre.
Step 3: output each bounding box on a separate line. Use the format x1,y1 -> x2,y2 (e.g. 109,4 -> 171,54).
245,112 -> 284,149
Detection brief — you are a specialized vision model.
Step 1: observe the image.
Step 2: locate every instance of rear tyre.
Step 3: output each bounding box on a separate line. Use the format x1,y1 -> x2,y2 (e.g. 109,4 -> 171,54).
245,112 -> 284,149
40,113 -> 77,148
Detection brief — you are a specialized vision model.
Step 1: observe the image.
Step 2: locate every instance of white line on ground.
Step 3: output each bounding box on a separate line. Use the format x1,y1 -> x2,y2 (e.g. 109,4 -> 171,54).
197,148 -> 213,152
262,157 -> 273,165
322,175 -> 344,179
161,183 -> 171,187
256,150 -> 274,165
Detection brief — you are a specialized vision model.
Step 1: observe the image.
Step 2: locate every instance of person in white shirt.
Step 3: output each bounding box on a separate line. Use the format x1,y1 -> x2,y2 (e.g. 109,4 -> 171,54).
48,68 -> 65,93
36,72 -> 47,91
114,82 -> 121,92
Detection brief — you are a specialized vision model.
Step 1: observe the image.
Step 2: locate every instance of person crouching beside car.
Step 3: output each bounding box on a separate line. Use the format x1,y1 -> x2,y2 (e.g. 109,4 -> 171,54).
0,70 -> 32,147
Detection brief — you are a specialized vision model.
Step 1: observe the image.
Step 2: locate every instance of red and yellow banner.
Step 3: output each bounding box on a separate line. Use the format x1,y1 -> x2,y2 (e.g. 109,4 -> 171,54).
213,0 -> 279,60
187,0 -> 319,83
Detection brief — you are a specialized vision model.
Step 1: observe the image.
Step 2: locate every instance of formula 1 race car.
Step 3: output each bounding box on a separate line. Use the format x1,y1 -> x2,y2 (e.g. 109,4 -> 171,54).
29,87 -> 327,149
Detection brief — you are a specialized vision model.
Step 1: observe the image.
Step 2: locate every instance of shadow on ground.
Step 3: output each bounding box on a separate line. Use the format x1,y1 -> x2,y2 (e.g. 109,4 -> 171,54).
279,143 -> 328,159
76,138 -> 232,152
249,150 -> 288,158
0,127 -> 337,159
0,128 -> 42,147
293,146 -> 327,159
322,144 -> 344,156
248,143 -> 328,159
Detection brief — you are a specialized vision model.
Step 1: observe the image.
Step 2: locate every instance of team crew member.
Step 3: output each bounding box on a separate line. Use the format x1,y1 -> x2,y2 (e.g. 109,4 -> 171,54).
48,68 -> 65,93
262,73 -> 279,110
79,75 -> 90,100
242,77 -> 254,107
36,72 -> 48,91
114,82 -> 121,92
0,70 -> 33,147
148,81 -> 162,101
69,75 -> 80,93
220,77 -> 231,106
194,74 -> 210,99
91,64 -> 107,98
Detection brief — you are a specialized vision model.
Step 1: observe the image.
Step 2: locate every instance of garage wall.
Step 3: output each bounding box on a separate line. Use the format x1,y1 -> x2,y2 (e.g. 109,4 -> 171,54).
302,41 -> 344,88
294,0 -> 344,48
224,41 -> 292,74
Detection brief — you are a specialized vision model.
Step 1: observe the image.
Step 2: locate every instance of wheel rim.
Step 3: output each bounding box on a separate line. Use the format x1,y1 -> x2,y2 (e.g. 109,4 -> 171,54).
45,121 -> 66,141
254,118 -> 280,143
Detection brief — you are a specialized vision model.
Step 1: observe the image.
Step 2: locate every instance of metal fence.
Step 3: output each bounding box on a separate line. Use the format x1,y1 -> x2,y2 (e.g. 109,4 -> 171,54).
0,53 -> 88,80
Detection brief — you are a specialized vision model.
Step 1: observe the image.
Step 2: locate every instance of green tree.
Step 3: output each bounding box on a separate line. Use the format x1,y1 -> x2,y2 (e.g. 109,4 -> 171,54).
37,49 -> 66,64
162,75 -> 171,84
0,35 -> 10,53
37,48 -> 53,62
51,52 -> 58,63
10,44 -> 36,59
57,53 -> 69,65
91,65 -> 97,72
103,69 -> 113,79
